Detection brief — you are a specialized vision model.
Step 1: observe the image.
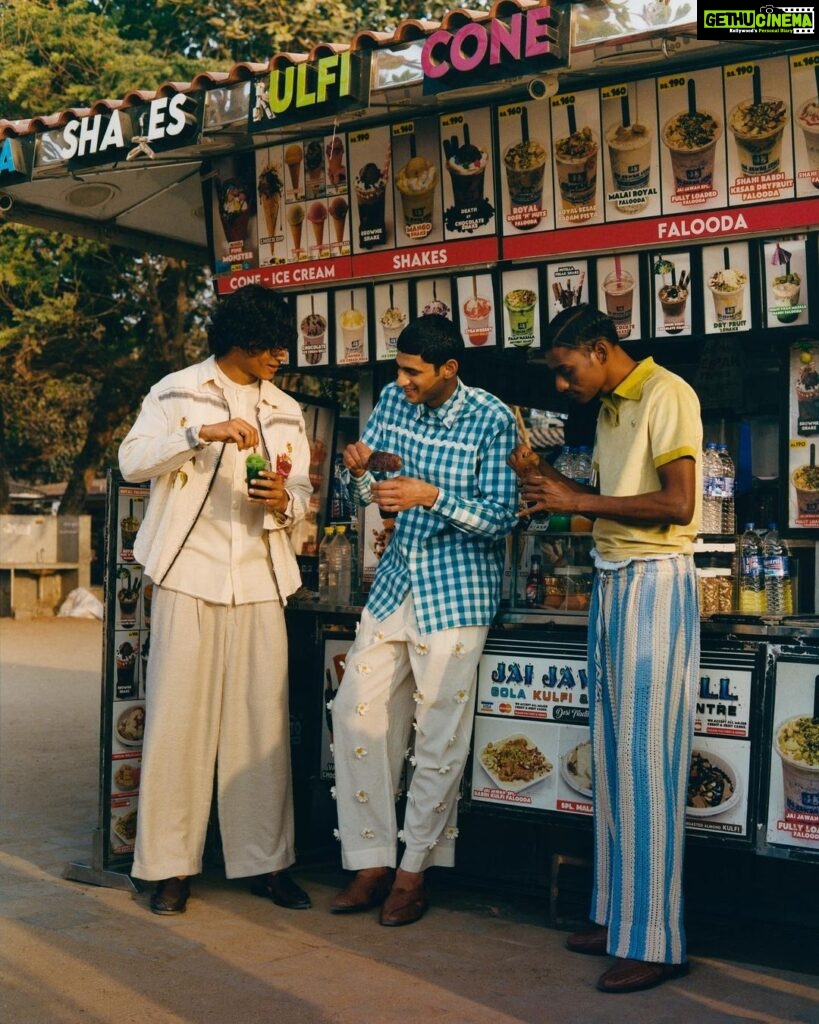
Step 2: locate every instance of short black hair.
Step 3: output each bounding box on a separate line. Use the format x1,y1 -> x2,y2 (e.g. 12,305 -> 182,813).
543,304 -> 619,351
207,284 -> 295,358
396,314 -> 464,370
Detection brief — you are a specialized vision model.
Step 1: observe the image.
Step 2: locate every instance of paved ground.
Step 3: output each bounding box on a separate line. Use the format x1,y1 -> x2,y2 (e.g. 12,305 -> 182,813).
1,617 -> 817,1024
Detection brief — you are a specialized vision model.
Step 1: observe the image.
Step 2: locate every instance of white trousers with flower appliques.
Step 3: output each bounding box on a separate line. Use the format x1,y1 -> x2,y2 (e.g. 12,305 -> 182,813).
332,595 -> 488,873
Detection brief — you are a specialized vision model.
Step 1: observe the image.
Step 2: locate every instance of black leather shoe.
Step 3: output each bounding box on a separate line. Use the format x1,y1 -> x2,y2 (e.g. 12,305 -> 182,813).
250,871 -> 311,909
150,876 -> 190,915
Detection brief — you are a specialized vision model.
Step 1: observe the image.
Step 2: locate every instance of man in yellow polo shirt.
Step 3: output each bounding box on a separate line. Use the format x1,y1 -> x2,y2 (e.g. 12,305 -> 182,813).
511,304 -> 702,994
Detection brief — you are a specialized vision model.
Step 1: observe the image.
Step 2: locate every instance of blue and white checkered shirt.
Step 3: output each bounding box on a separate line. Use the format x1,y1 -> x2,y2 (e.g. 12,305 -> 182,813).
349,379 -> 519,634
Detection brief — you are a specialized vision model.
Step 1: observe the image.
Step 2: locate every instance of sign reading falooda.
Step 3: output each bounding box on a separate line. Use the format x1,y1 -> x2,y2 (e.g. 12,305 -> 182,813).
698,4 -> 818,40
250,51 -> 371,132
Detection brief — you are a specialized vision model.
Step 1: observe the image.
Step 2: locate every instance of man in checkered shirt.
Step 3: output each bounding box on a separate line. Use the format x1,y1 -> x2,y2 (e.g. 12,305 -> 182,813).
330,314 -> 519,927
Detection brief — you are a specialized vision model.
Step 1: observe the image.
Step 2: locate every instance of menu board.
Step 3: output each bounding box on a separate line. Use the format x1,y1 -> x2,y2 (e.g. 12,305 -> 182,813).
791,51 -> 819,197
595,253 -> 641,342
211,55 -> 819,295
702,241 -> 751,335
455,272 -> 497,349
545,259 -> 588,320
650,249 -> 692,338
787,340 -> 819,530
723,56 -> 795,208
105,481 -> 151,865
500,267 -> 541,350
762,237 -> 809,329
764,655 -> 819,855
470,634 -> 756,838
601,79 -> 661,222
657,67 -> 727,214
373,280 -> 410,360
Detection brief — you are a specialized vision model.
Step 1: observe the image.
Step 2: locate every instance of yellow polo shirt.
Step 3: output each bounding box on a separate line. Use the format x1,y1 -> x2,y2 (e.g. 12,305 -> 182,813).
592,357 -> 702,561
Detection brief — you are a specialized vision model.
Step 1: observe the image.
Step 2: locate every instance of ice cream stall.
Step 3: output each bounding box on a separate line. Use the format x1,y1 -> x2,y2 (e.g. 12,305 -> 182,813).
3,2 -> 818,891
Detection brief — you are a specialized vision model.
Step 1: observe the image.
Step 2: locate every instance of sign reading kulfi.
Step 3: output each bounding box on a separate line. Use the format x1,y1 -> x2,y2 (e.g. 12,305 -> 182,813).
249,52 -> 370,130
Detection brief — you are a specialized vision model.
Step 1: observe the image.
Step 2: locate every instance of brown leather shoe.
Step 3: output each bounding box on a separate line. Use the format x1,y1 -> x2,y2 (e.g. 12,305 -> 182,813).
597,958 -> 689,993
378,883 -> 429,927
150,876 -> 190,915
566,924 -> 608,955
330,870 -> 394,914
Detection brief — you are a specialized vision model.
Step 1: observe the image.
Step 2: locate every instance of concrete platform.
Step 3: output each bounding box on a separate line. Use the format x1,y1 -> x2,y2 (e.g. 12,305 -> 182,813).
1,618 -> 817,1024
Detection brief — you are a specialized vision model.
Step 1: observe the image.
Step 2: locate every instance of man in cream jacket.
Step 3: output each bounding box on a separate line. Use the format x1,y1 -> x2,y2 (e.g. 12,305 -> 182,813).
119,284 -> 312,915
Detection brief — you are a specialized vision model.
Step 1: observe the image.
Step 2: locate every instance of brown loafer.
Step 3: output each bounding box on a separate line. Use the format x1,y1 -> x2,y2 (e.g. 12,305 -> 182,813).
250,870 -> 311,909
150,876 -> 190,915
566,924 -> 608,955
597,957 -> 689,993
330,870 -> 394,914
378,883 -> 429,927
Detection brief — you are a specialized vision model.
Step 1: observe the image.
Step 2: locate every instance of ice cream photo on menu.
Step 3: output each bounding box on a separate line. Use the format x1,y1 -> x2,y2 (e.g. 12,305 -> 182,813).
704,244 -> 750,334
603,81 -> 657,218
552,92 -> 600,224
417,277 -> 451,320
442,112 -> 493,235
298,292 -> 328,367
653,253 -> 691,337
375,281 -> 409,360
257,158 -> 283,240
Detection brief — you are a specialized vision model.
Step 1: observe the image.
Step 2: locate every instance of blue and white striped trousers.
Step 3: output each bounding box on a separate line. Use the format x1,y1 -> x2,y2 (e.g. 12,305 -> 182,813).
588,555 -> 698,965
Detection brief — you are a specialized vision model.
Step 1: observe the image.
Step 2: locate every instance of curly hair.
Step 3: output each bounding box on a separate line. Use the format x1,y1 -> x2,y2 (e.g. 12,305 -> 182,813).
543,304 -> 619,351
207,284 -> 295,358
397,313 -> 465,369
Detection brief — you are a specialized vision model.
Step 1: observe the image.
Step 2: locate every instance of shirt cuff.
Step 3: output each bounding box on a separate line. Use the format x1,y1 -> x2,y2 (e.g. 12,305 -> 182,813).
430,489 -> 454,517
187,425 -> 210,450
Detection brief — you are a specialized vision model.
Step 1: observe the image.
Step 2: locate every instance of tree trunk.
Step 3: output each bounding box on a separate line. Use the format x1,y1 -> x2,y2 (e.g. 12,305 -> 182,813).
0,397 -> 10,513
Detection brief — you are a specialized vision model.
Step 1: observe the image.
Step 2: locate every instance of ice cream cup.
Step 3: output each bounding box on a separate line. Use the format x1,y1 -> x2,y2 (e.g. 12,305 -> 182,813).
662,111 -> 722,198
602,270 -> 634,340
555,147 -> 598,220
796,98 -> 819,188
776,715 -> 819,813
380,308 -> 407,357
503,141 -> 547,229
792,464 -> 819,517
658,284 -> 688,334
355,166 -> 387,249
503,289 -> 538,348
771,276 -> 801,324
605,122 -> 652,214
398,185 -> 436,239
707,272 -> 747,325
729,97 -> 787,177
340,308 -> 366,361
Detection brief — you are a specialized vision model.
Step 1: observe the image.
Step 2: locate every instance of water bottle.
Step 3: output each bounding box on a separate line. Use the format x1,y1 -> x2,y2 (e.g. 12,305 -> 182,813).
717,443 -> 736,536
702,442 -> 722,535
553,445 -> 574,479
762,523 -> 793,615
318,526 -> 334,602
573,446 -> 593,487
525,553 -> 544,608
737,523 -> 765,614
331,525 -> 352,605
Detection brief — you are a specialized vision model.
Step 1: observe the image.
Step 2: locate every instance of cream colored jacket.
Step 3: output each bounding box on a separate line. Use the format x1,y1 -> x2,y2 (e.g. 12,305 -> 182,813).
118,356 -> 311,599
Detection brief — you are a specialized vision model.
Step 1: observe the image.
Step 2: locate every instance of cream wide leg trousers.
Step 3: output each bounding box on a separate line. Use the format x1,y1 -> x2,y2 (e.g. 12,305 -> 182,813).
132,587 -> 295,881
332,595 -> 488,874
